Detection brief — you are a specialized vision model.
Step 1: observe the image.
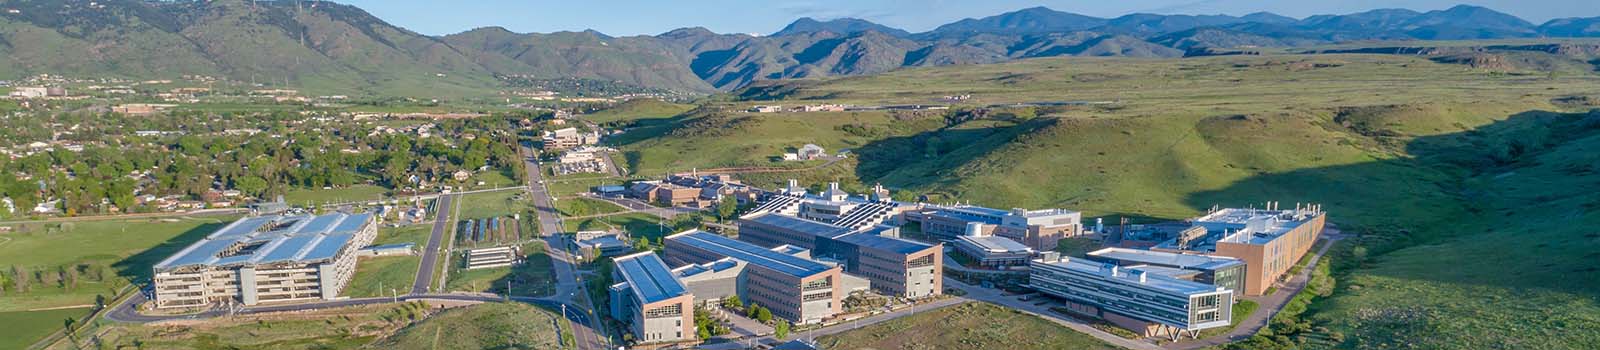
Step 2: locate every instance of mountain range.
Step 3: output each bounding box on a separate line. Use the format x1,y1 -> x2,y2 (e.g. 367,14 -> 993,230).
2,0 -> 1599,95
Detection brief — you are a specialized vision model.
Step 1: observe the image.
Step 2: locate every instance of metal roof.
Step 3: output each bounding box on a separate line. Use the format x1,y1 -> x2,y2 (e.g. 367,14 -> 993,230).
955,235 -> 1031,254
743,212 -> 852,239
1034,257 -> 1225,296
1087,248 -> 1242,271
154,212 -> 373,271
613,252 -> 689,305
834,230 -> 936,255
667,230 -> 833,277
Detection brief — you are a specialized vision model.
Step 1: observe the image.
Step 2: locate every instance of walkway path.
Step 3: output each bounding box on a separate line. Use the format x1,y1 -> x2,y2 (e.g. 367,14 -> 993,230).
411,194 -> 455,294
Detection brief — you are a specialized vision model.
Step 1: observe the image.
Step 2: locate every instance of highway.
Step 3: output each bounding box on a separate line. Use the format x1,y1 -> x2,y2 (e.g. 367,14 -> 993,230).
411,194 -> 454,295
524,145 -> 609,350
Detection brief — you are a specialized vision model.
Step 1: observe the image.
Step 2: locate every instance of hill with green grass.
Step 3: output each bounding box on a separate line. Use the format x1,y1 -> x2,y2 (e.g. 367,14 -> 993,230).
366,302 -> 566,349
595,53 -> 1600,348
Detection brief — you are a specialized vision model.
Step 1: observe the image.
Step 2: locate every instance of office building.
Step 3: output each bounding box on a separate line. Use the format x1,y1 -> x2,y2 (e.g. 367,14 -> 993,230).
664,230 -> 842,324
1154,203 -> 1326,295
151,212 -> 377,308
954,235 -> 1035,269
1030,255 -> 1234,340
738,212 -> 942,299
608,252 -> 695,344
905,204 -> 1084,251
1086,247 -> 1245,296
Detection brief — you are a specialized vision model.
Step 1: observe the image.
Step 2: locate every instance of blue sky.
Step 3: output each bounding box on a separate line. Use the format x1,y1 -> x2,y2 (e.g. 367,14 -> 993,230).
333,0 -> 1600,36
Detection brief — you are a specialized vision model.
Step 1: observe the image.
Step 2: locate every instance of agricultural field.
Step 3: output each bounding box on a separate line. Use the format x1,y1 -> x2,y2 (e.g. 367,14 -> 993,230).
0,216 -> 234,313
604,54 -> 1600,348
446,242 -> 555,297
815,302 -> 1119,350
367,302 -> 568,349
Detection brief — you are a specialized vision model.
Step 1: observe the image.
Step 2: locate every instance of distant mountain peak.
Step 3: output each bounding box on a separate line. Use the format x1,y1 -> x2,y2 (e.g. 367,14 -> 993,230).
932,6 -> 1107,35
773,17 -> 911,37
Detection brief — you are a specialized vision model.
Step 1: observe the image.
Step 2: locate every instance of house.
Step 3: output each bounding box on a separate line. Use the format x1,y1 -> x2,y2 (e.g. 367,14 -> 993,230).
797,144 -> 826,160
452,170 -> 472,181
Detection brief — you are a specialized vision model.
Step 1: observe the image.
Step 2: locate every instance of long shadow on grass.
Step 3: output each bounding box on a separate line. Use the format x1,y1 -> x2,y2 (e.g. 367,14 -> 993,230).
1183,109 -> 1600,296
112,221 -> 227,284
854,117 -> 1057,192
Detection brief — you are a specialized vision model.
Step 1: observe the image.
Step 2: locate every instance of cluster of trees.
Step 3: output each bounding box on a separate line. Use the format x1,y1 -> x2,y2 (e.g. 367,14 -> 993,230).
0,110 -> 528,218
4,263 -> 120,295
693,306 -> 730,340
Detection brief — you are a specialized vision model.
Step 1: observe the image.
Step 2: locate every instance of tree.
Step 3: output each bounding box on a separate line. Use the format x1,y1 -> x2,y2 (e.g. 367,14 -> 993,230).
716,196 -> 737,222
746,303 -> 760,319
722,295 -> 742,310
9,265 -> 27,293
755,306 -> 773,324
774,320 -> 790,340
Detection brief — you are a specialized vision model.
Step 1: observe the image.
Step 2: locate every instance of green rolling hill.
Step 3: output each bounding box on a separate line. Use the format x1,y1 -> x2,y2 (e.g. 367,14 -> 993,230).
596,54 -> 1600,348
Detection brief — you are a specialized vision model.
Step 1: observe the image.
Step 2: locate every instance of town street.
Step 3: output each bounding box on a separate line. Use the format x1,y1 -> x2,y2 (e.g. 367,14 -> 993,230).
524,145 -> 609,350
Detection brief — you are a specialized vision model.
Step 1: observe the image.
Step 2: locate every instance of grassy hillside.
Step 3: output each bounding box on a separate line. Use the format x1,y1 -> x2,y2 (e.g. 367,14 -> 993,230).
366,302 -> 566,349
816,302 -> 1119,350
598,54 -> 1600,348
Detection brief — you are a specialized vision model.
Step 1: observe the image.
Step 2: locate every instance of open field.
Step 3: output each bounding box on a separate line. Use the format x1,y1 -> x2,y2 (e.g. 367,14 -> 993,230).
368,302 -> 568,349
816,302 -> 1119,350
446,242 -> 555,297
545,177 -> 629,198
555,197 -> 628,217
455,190 -> 532,220
0,216 -> 234,312
345,255 -> 421,298
563,212 -> 671,242
283,184 -> 390,205
583,99 -> 695,125
603,54 -> 1600,348
1,307 -> 91,350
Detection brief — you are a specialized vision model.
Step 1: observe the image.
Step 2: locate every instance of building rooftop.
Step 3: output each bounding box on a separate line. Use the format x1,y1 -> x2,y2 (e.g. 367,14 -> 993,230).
834,229 -> 938,255
1126,265 -> 1204,279
1033,256 -> 1227,296
743,212 -> 853,239
613,252 -> 689,304
1087,248 -> 1242,271
666,230 -> 834,277
1196,208 -> 1322,245
154,212 -> 373,271
956,235 -> 1032,254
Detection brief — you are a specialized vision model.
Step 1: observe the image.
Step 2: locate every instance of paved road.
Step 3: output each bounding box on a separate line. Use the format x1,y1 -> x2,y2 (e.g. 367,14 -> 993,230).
525,146 -> 608,350
411,194 -> 455,295
103,291 -> 571,323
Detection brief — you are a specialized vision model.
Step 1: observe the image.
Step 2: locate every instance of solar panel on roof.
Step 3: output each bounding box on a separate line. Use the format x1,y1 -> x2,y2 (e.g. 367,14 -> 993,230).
670,231 -> 831,277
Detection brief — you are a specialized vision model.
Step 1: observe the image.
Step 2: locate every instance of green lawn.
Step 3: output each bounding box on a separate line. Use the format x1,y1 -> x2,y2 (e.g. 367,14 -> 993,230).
373,224 -> 433,246
345,255 -> 421,298
0,216 -> 233,312
816,302 -> 1119,350
468,168 -> 520,189
554,197 -> 627,217
583,99 -> 694,125
545,177 -> 629,198
1200,299 -> 1259,339
283,184 -> 390,205
446,242 -> 555,297
0,308 -> 91,350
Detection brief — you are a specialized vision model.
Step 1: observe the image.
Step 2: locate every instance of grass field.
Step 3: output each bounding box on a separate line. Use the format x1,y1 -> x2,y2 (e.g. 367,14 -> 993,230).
816,302 -> 1119,350
563,212 -> 671,242
50,302 -> 432,350
0,307 -> 90,350
455,190 -> 532,219
368,302 -> 567,349
283,184 -> 390,205
0,216 -> 234,312
598,53 -> 1600,348
545,177 -> 629,198
346,255 -> 421,298
583,99 -> 694,125
555,197 -> 628,217
446,242 -> 555,297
